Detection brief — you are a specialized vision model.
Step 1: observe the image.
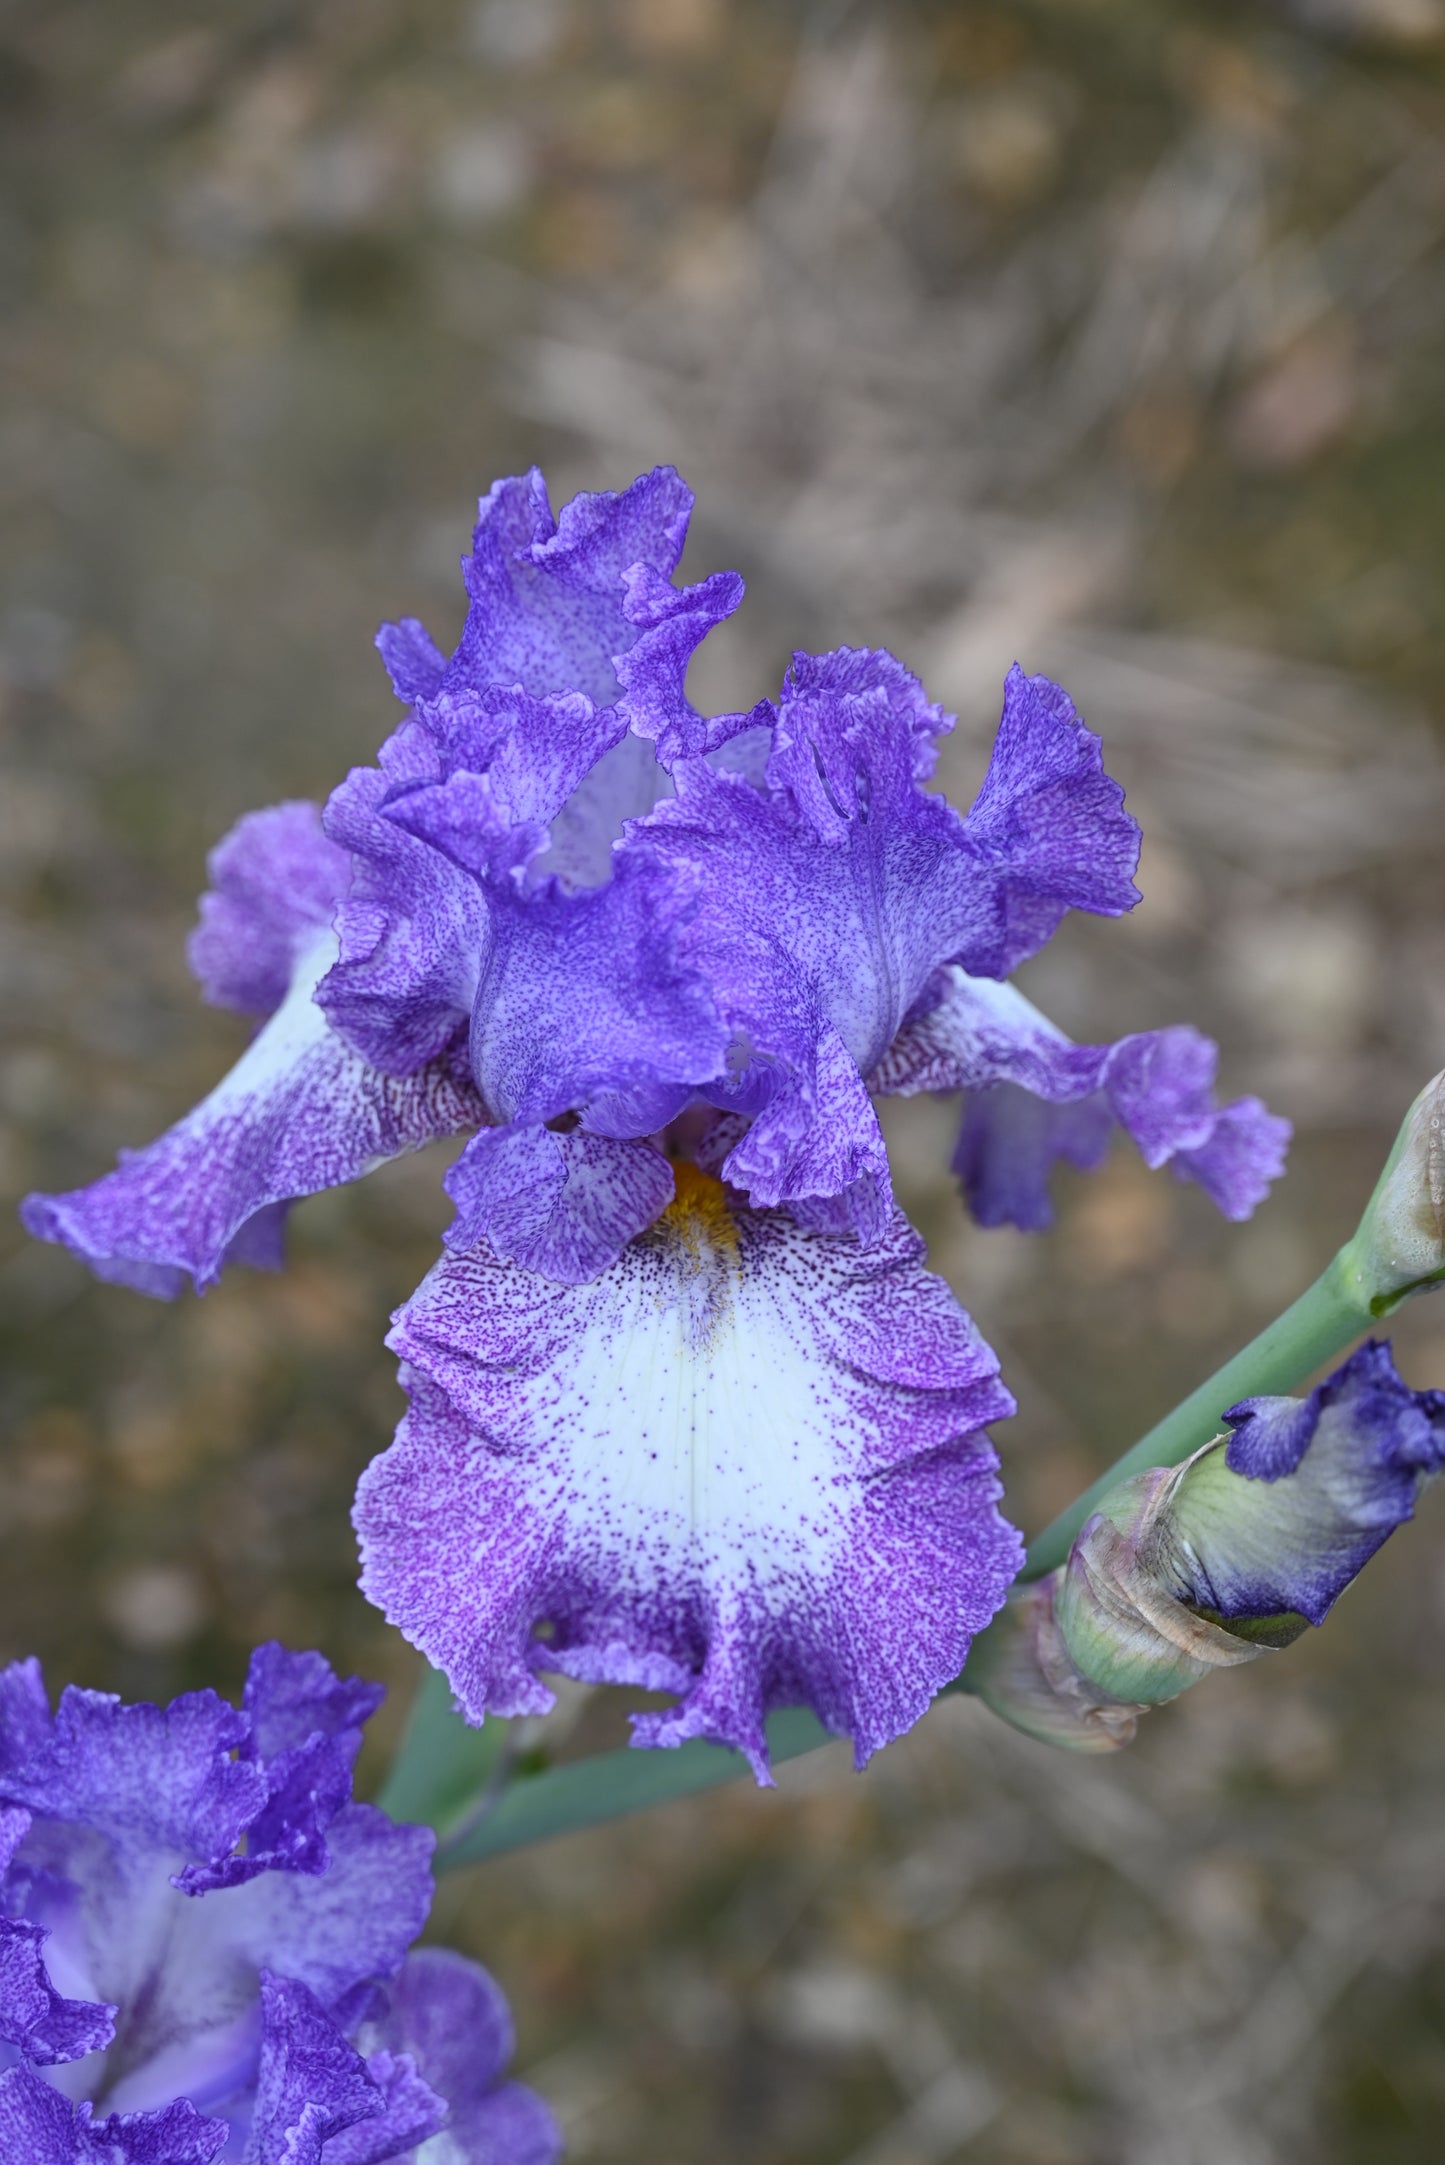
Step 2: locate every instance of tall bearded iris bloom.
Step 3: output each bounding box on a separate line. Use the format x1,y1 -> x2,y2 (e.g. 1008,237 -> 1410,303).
0,1645 -> 557,2163
21,467 -> 1289,1779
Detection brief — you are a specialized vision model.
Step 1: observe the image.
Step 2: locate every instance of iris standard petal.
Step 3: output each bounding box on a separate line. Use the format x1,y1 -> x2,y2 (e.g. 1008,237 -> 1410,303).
382,686 -> 627,888
321,752 -> 725,1282
322,468 -> 740,1089
449,465 -> 695,705
318,727 -> 490,1074
403,855 -> 727,1280
372,464 -> 700,718
467,856 -> 727,1131
613,560 -> 747,764
630,653 -> 1139,1236
960,663 -> 1142,975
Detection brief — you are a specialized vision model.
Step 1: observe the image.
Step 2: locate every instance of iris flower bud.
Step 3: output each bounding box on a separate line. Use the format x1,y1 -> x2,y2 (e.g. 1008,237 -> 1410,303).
968,1341 -> 1445,1750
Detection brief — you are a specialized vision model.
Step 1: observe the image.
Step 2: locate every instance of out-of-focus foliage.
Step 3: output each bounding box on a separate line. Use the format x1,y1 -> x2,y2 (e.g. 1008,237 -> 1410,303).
3,2 -> 1445,2159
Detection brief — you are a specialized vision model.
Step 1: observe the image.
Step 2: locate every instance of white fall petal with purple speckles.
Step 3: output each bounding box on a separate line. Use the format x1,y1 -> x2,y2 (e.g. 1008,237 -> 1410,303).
360,1168 -> 1022,1778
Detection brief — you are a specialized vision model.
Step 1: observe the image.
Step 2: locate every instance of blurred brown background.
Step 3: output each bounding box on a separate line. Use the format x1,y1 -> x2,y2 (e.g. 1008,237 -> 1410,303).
5,3 -> 1445,2159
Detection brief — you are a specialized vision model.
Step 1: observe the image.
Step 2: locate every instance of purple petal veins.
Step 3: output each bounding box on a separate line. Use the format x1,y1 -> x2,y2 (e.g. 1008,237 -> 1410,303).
358,1168 -> 1021,1780
0,1649 -> 557,2165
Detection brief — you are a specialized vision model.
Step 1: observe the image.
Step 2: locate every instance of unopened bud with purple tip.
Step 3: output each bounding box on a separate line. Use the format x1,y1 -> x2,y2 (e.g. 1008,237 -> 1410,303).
968,1340 -> 1445,1750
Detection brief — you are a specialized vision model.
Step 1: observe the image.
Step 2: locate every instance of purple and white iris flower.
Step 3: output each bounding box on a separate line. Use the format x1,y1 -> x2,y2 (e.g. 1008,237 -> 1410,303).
0,1643 -> 559,2164
21,466 -> 1290,1780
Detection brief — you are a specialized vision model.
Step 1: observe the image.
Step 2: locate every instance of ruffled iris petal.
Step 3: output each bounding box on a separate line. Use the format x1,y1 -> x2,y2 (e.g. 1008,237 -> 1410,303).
0,2067 -> 227,2165
613,561 -> 747,764
444,1127 -> 676,1285
0,1662 -> 433,2140
0,1661 -> 56,1773
629,655 -> 1143,1237
241,1648 -> 383,1771
318,727 -> 490,1074
874,967 -> 1291,1230
313,469 -> 738,1285
3,1647 -> 550,2163
359,1173 -> 1020,1779
186,801 -> 352,1020
244,1973 -> 386,2165
375,617 -> 446,706
178,1647 -> 385,1895
244,1971 -> 445,2165
0,1685 -> 261,1869
448,465 -> 694,706
717,1020 -> 895,1245
387,857 -> 726,1281
961,665 -> 1140,976
0,1917 -> 114,2067
383,687 -> 628,888
467,857 -> 727,1130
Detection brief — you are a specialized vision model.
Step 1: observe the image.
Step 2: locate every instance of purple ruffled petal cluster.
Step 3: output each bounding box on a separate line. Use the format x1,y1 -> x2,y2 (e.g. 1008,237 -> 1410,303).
0,1649 -> 558,2165
20,464 -> 1292,1776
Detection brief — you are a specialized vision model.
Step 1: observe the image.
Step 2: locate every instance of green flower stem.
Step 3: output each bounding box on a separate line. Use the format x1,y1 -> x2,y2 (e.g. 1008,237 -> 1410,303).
433,1707 -> 834,1872
1020,1244 -> 1371,1581
391,1248 -> 1376,1867
375,1661 -> 505,1833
